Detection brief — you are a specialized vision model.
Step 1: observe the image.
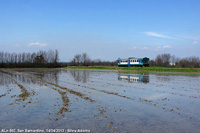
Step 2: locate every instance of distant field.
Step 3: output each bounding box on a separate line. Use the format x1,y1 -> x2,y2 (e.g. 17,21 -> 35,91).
66,66 -> 200,73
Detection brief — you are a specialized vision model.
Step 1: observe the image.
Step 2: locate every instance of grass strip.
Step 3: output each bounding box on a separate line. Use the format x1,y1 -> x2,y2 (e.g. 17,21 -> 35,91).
65,66 -> 200,73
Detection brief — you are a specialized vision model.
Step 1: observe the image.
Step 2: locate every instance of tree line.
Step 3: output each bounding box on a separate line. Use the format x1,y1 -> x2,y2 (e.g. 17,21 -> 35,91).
69,53 -> 117,66
150,53 -> 200,68
1,50 -> 199,68
0,50 -> 60,68
70,53 -> 200,68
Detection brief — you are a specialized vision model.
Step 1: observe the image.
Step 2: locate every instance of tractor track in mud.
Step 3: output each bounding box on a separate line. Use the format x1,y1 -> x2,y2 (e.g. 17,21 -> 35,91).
0,70 -> 118,129
0,70 -> 95,103
1,69 -> 191,119
0,70 -> 96,120
0,70 -> 31,102
0,69 -> 199,131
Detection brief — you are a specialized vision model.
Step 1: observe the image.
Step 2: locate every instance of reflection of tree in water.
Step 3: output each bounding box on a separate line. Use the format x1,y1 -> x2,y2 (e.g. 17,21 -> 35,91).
0,72 -> 32,105
35,69 -> 61,84
156,76 -> 172,82
70,70 -> 90,83
0,73 -> 43,86
16,69 -> 61,85
0,74 -> 13,85
0,69 -> 61,106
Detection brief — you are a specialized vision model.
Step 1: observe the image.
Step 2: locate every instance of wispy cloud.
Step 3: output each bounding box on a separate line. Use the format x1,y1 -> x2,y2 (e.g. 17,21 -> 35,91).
130,46 -> 137,49
178,35 -> 199,40
129,45 -> 171,51
15,44 -> 21,47
193,41 -> 198,44
144,32 -> 173,39
140,47 -> 149,50
154,45 -> 172,51
163,45 -> 172,48
130,46 -> 149,50
28,42 -> 47,47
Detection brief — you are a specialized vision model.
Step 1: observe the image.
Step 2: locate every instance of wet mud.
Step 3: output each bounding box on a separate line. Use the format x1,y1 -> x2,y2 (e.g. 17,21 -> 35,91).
0,69 -> 200,132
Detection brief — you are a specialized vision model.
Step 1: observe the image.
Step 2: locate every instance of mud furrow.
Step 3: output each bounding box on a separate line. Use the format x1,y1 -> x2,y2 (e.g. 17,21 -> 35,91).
52,87 -> 71,115
0,72 -> 30,102
0,70 -> 73,121
34,77 -> 95,103
1,70 -> 195,120
1,70 -> 96,103
57,80 -> 186,117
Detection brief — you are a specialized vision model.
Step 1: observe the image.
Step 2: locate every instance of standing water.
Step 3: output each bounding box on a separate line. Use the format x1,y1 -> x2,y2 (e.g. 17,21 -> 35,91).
0,69 -> 200,133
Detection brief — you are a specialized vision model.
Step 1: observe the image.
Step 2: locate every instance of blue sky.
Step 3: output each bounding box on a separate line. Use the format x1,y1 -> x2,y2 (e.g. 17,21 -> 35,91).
0,0 -> 200,61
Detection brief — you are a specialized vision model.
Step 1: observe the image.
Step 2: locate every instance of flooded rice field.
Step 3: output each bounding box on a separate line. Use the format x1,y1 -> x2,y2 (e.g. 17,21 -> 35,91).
0,69 -> 200,133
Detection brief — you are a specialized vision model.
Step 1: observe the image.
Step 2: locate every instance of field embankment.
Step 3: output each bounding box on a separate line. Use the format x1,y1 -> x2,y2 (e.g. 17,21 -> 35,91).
65,66 -> 200,73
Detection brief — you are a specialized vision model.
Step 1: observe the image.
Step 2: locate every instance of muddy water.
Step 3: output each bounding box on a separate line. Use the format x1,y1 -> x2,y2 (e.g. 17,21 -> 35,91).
0,69 -> 200,133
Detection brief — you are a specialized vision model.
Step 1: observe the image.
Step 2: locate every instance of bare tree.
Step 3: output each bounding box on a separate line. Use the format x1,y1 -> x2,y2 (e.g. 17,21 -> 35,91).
0,50 -> 60,68
155,54 -> 162,66
82,53 -> 90,66
155,53 -> 171,67
74,54 -> 81,66
55,49 -> 59,64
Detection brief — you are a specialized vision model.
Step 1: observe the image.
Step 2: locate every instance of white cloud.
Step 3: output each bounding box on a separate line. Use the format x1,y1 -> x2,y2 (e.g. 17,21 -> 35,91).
193,41 -> 198,44
28,42 -> 47,47
129,46 -> 149,50
154,47 -> 161,51
154,45 -> 172,51
163,45 -> 172,48
15,44 -> 21,47
130,46 -> 137,49
144,32 -> 172,39
176,35 -> 199,45
140,47 -> 149,50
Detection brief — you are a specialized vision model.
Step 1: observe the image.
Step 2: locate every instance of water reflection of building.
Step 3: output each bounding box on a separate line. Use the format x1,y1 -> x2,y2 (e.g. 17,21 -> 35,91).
118,74 -> 149,83
69,70 -> 90,83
